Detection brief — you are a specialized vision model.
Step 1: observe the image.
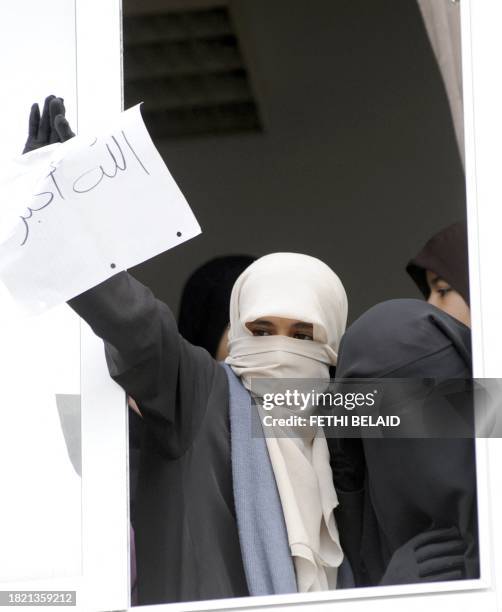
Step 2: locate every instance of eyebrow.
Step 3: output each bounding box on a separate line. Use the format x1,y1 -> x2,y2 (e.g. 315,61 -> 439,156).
291,322 -> 313,330
248,320 -> 313,329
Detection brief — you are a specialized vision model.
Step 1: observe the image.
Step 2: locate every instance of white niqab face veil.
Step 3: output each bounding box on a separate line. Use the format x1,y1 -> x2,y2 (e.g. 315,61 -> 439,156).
225,253 -> 348,592
226,252 -> 348,388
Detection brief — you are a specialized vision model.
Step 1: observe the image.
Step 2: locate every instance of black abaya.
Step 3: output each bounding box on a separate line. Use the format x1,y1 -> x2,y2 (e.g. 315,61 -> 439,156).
331,299 -> 478,586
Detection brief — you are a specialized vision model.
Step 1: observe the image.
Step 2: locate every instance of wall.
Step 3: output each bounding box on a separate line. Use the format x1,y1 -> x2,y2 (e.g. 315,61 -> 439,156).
126,0 -> 466,323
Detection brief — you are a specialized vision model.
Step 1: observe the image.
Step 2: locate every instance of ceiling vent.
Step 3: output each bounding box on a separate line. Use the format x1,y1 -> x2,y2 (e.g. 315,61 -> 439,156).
123,4 -> 262,139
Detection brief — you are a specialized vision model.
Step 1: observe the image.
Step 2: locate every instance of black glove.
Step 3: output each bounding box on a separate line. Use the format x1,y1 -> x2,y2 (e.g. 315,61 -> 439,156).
23,94 -> 75,153
380,526 -> 467,585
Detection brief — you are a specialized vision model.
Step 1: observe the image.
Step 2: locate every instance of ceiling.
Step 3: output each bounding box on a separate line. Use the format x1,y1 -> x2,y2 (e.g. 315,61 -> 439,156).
123,1 -> 262,138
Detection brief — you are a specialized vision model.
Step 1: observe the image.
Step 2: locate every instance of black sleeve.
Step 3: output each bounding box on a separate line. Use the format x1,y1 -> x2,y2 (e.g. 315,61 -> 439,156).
68,271 -> 221,458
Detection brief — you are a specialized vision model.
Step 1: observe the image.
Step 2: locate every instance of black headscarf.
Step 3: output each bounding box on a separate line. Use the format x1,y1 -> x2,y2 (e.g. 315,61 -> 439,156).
178,255 -> 255,357
332,299 -> 478,585
406,221 -> 470,305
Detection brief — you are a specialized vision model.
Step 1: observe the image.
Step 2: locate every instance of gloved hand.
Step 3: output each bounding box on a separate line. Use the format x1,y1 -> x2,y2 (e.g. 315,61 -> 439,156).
380,526 -> 467,585
23,94 -> 75,153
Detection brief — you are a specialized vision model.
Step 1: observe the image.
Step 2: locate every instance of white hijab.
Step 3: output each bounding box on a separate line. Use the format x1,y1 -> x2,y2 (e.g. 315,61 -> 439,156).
225,253 -> 348,592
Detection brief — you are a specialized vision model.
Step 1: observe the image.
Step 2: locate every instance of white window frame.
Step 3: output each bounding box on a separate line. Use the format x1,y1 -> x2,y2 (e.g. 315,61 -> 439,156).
76,1 -> 130,610
0,0 -> 128,610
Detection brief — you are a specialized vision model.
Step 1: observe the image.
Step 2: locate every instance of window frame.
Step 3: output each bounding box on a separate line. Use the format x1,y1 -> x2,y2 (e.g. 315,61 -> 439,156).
79,0 -> 502,609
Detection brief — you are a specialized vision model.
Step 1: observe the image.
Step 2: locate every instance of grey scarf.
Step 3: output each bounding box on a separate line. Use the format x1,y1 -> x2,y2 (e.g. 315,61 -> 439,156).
222,363 -> 297,595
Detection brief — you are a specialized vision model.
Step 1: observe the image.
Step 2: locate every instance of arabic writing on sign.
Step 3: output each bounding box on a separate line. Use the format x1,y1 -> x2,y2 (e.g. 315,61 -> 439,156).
0,103 -> 201,315
19,130 -> 150,246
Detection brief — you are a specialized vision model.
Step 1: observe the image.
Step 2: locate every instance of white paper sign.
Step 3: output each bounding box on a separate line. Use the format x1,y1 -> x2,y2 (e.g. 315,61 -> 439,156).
0,104 -> 201,315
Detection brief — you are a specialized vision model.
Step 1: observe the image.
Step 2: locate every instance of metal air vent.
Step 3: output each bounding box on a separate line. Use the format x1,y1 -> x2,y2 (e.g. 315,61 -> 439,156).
123,5 -> 262,139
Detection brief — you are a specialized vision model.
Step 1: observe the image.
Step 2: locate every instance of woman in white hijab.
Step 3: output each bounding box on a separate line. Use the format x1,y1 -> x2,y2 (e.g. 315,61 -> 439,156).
70,251 -> 348,604
226,253 -> 348,591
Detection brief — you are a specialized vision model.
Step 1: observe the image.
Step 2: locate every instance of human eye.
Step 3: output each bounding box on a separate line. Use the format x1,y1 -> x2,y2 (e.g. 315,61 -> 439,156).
246,320 -> 276,336
437,286 -> 452,298
293,332 -> 313,341
253,329 -> 271,336
250,324 -> 274,336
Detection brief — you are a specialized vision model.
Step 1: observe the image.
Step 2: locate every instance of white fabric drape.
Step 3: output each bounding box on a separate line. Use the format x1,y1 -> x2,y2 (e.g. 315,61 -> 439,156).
417,0 -> 464,167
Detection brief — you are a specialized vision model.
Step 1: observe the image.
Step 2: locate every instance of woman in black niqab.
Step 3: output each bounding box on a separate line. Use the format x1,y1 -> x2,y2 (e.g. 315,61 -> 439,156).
331,299 -> 478,587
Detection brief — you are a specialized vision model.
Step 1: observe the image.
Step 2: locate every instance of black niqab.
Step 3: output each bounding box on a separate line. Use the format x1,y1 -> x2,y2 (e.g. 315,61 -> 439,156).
333,299 -> 478,585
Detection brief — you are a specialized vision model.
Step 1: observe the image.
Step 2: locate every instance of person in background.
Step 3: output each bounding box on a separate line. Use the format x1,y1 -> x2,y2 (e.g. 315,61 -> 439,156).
331,299 -> 477,587
406,221 -> 470,327
178,255 -> 256,361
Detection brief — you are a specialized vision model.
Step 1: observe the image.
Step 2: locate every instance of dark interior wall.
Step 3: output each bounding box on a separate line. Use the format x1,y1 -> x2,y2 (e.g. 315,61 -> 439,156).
126,0 -> 466,323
